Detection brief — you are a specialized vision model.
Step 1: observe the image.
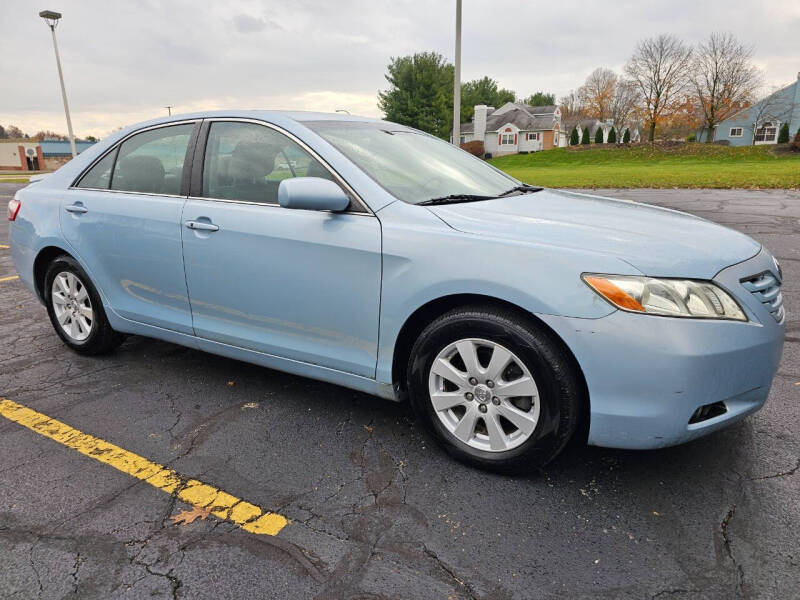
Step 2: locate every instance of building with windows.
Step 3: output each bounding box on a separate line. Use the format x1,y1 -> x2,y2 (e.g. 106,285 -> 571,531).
453,102 -> 561,156
0,139 -> 95,171
701,72 -> 800,146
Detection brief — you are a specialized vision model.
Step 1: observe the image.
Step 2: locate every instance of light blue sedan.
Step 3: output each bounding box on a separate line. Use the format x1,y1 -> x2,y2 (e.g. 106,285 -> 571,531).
8,111 -> 786,470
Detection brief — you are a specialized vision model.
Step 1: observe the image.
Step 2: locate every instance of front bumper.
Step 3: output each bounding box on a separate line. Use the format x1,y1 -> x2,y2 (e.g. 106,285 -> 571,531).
540,248 -> 785,449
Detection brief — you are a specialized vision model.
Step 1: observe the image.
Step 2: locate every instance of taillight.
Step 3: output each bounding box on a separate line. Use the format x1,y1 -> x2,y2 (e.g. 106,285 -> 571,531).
8,199 -> 21,221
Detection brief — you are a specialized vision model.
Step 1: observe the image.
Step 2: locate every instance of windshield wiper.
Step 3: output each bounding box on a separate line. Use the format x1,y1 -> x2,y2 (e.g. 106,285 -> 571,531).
497,184 -> 544,197
417,194 -> 495,206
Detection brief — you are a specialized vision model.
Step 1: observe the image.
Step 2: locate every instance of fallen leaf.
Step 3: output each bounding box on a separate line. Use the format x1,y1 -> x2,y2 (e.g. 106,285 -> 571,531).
227,381 -> 235,387
652,511 -> 661,517
242,402 -> 259,409
170,506 -> 211,525
364,425 -> 373,433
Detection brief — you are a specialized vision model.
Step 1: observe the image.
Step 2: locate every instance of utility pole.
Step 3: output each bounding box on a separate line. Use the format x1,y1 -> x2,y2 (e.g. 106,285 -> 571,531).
165,106 -> 173,116
452,0 -> 462,146
39,10 -> 77,158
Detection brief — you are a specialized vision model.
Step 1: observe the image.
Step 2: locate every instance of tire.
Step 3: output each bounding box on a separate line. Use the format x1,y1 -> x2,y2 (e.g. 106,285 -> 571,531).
44,255 -> 125,355
407,305 -> 584,472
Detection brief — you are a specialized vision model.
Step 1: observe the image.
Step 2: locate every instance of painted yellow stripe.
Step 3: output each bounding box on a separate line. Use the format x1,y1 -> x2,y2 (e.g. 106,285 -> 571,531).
0,275 -> 19,282
0,398 -> 287,536
0,244 -> 9,249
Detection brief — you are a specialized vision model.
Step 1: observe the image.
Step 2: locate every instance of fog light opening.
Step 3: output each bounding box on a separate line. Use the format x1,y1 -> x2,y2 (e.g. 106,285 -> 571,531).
689,401 -> 728,424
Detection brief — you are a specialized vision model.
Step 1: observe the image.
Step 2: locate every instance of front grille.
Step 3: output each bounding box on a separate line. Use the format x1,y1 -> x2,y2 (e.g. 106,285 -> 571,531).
741,271 -> 784,322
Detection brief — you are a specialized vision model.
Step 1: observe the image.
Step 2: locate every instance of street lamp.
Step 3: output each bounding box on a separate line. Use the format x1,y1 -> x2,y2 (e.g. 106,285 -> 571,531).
452,0 -> 462,146
39,10 -> 77,158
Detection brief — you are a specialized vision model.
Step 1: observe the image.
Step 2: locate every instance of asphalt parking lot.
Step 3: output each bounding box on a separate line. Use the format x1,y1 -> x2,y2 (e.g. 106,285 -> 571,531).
0,183 -> 797,599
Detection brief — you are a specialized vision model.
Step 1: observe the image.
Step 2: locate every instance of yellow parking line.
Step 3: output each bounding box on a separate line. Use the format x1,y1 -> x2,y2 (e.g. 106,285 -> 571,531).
0,398 -> 288,536
0,275 -> 19,282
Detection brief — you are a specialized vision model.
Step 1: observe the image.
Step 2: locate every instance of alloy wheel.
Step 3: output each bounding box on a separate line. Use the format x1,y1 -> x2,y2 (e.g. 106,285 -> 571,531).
51,271 -> 94,342
427,338 -> 540,452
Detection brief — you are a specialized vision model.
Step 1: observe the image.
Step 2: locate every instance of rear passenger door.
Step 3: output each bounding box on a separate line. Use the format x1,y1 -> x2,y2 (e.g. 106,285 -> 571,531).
180,120 -> 382,377
60,121 -> 199,334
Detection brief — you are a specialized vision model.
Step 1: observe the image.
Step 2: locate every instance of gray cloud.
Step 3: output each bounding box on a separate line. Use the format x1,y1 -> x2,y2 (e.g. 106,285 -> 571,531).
1,0 -> 797,137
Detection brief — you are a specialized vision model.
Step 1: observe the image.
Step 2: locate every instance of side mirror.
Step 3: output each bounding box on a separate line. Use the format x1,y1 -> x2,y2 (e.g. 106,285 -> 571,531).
278,177 -> 350,212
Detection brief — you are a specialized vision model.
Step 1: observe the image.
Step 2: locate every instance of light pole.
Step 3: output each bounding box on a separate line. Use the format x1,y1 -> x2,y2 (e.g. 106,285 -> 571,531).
452,0 -> 462,146
165,106 -> 173,116
39,10 -> 77,158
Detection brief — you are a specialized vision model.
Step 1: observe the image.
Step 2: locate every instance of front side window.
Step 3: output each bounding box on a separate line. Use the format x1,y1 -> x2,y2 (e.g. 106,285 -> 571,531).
501,133 -> 515,145
76,148 -> 117,189
111,124 -> 194,195
306,120 -> 517,205
730,127 -> 743,137
202,122 -> 334,204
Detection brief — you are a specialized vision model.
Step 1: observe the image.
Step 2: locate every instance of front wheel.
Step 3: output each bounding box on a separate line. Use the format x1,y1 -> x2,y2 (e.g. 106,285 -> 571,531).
407,306 -> 584,472
44,255 -> 125,355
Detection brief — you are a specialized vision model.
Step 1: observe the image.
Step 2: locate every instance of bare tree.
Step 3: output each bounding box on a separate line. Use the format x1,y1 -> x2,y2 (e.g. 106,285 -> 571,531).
579,68 -> 617,121
691,32 -> 761,142
609,79 -> 640,131
625,34 -> 693,141
558,90 -> 585,119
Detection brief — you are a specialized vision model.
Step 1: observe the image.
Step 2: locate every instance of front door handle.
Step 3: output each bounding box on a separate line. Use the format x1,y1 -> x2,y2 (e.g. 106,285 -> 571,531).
184,220 -> 219,232
65,204 -> 88,214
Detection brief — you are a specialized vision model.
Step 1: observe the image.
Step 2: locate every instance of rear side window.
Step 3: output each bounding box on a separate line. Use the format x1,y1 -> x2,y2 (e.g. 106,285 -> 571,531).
76,148 -> 117,189
111,124 -> 194,195
202,121 -> 335,204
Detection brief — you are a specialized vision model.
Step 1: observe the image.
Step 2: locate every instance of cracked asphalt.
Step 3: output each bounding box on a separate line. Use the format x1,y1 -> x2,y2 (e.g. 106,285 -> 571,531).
0,183 -> 798,599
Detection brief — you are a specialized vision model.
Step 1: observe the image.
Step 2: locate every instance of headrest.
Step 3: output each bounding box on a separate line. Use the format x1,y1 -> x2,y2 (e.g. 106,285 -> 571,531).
230,142 -> 280,179
118,155 -> 165,193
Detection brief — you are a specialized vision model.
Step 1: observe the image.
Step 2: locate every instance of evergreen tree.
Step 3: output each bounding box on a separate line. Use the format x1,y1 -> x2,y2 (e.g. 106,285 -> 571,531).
777,123 -> 790,144
570,127 -> 579,146
460,77 -> 516,123
581,127 -> 590,145
607,127 -> 617,143
622,128 -> 631,143
523,91 -> 556,106
378,52 -> 454,139
595,126 -> 605,144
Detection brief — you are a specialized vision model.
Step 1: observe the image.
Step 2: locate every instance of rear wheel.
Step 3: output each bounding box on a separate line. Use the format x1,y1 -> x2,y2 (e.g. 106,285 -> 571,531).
44,256 -> 125,355
407,306 -> 583,472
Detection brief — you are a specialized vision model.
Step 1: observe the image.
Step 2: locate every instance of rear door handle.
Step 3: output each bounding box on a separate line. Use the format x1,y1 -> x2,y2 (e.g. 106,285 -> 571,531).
65,204 -> 88,214
184,220 -> 219,232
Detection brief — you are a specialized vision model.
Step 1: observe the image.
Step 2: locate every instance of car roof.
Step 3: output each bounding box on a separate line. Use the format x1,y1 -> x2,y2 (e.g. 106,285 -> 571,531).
121,109 -> 388,131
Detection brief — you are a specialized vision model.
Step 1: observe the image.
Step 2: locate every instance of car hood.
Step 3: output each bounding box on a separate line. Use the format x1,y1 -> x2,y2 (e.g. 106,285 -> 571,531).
427,189 -> 761,279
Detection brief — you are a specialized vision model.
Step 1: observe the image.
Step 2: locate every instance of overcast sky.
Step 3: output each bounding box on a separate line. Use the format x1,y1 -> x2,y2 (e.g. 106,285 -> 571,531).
1,0 -> 798,138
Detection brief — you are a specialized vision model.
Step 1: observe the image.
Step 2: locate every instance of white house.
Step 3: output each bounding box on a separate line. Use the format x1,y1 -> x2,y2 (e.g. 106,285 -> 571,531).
454,102 -> 562,156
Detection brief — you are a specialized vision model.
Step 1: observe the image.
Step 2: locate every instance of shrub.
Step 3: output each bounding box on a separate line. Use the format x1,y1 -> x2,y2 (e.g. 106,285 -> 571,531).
791,128 -> 800,152
622,128 -> 631,143
581,127 -> 590,145
570,127 -> 579,146
777,123 -> 790,144
607,127 -> 617,144
460,140 -> 484,157
686,133 -> 696,142
595,127 -> 604,144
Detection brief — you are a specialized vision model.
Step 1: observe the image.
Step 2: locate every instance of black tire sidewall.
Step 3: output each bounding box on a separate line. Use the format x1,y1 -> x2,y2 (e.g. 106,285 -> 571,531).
408,310 -> 575,470
44,256 -> 109,351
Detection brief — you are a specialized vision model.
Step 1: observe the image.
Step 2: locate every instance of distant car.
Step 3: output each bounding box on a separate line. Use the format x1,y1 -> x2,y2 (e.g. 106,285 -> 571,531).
8,111 -> 785,471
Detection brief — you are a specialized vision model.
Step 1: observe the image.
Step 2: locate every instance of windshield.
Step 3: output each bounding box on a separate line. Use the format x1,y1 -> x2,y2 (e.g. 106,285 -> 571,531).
305,121 -> 519,204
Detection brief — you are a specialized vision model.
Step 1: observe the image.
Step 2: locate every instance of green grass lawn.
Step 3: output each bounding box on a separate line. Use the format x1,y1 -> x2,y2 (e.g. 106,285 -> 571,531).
489,143 -> 800,189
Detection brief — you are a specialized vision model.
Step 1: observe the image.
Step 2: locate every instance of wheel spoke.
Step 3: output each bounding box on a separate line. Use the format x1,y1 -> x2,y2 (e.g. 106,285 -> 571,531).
431,357 -> 469,389
430,391 -> 467,412
485,346 -> 512,381
52,293 -> 67,306
455,340 -> 481,378
69,318 -> 79,339
496,403 -> 538,435
495,376 -> 537,398
78,316 -> 92,335
452,407 -> 478,443
55,275 -> 69,295
484,413 -> 508,451
76,286 -> 89,302
67,273 -> 76,295
57,310 -> 71,325
78,305 -> 93,320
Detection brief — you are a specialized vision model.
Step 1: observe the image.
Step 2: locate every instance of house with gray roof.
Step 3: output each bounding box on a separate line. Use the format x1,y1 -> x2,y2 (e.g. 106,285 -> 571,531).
701,72 -> 800,145
453,102 -> 562,156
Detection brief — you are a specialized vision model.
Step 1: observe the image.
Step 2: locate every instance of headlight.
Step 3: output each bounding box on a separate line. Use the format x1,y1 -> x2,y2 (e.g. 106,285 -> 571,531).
582,274 -> 746,321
